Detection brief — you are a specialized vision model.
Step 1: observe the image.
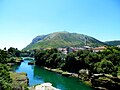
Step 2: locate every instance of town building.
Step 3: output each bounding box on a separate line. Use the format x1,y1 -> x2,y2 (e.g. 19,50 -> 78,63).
92,46 -> 106,52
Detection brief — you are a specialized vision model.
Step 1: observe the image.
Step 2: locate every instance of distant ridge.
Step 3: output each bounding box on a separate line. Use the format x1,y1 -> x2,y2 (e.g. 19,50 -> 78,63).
105,40 -> 120,46
23,31 -> 106,50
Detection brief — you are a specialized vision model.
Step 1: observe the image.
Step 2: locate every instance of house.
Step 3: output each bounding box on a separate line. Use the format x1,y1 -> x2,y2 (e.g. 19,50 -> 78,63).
58,47 -> 74,54
83,46 -> 92,50
58,48 -> 68,54
92,46 -> 106,52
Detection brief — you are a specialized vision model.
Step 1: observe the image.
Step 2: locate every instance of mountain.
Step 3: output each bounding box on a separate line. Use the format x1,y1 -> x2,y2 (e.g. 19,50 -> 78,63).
23,31 -> 106,50
105,40 -> 120,46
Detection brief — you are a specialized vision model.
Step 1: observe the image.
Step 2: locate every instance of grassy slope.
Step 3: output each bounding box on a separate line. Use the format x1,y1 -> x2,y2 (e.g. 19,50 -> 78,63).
23,32 -> 105,50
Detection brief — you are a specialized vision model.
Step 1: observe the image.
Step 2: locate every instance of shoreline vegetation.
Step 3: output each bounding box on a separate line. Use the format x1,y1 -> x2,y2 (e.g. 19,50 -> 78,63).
34,47 -> 120,90
10,72 -> 28,90
43,66 -> 120,90
1,46 -> 120,90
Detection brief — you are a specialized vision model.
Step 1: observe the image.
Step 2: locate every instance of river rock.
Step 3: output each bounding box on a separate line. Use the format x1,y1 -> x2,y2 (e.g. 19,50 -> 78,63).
78,69 -> 90,81
10,72 -> 29,90
62,72 -> 71,77
91,74 -> 120,90
29,83 -> 60,90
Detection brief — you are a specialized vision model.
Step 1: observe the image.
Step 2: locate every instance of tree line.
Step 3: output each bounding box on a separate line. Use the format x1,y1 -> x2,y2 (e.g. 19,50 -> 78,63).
34,47 -> 120,77
1,46 -> 120,89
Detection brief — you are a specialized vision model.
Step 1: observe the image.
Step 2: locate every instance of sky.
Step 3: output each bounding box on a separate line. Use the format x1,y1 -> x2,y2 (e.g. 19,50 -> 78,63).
0,0 -> 120,50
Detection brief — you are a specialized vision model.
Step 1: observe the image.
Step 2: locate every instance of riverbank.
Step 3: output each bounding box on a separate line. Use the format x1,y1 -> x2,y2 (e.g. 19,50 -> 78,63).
10,72 -> 29,90
43,67 -> 120,90
7,57 -> 23,66
18,57 -> 120,90
43,67 -> 92,86
13,58 -> 94,90
44,67 -> 78,77
7,57 -> 29,89
10,57 -> 91,90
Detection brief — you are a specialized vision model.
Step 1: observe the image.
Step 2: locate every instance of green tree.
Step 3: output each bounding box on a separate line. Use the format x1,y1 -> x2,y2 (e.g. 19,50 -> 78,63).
94,59 -> 116,74
35,50 -> 46,66
62,53 -> 77,72
8,47 -> 21,57
0,49 -> 8,63
46,53 -> 62,68
0,64 -> 12,90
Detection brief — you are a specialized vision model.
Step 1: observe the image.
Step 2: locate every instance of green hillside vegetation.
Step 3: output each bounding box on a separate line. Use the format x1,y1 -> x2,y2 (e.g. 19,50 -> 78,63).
23,32 -> 106,50
105,40 -> 120,46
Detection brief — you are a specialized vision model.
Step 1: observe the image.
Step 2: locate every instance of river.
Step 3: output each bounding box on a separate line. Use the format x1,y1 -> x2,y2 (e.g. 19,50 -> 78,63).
12,59 -> 94,90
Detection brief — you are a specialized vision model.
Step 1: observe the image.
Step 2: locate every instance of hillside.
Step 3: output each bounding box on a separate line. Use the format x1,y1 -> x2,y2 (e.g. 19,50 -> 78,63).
105,40 -> 120,46
23,32 -> 106,50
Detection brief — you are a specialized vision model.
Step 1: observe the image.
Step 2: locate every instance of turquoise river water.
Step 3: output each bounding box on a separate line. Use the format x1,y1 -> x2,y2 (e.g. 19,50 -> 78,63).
12,59 -> 94,90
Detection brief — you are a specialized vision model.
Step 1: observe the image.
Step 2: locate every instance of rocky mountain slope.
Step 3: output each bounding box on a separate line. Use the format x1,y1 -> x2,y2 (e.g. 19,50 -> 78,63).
23,31 -> 106,50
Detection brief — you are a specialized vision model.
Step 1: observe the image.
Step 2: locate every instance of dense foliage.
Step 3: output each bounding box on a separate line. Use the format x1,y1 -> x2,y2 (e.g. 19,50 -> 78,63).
0,64 -> 12,90
8,47 -> 21,57
0,47 -> 21,90
35,48 -> 64,68
21,50 -> 34,57
35,47 -> 120,77
0,49 -> 12,89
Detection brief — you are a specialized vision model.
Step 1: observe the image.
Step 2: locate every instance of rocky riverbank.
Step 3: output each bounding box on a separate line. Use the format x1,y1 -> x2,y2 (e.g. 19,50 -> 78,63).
43,67 -> 120,90
44,67 -> 78,78
91,74 -> 120,90
7,57 -> 23,66
43,67 -> 92,87
10,72 -> 29,90
11,57 -> 120,90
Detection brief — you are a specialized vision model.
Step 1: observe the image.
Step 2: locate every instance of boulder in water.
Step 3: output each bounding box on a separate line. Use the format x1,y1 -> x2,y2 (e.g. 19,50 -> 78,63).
78,69 -> 90,81
30,83 -> 60,90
